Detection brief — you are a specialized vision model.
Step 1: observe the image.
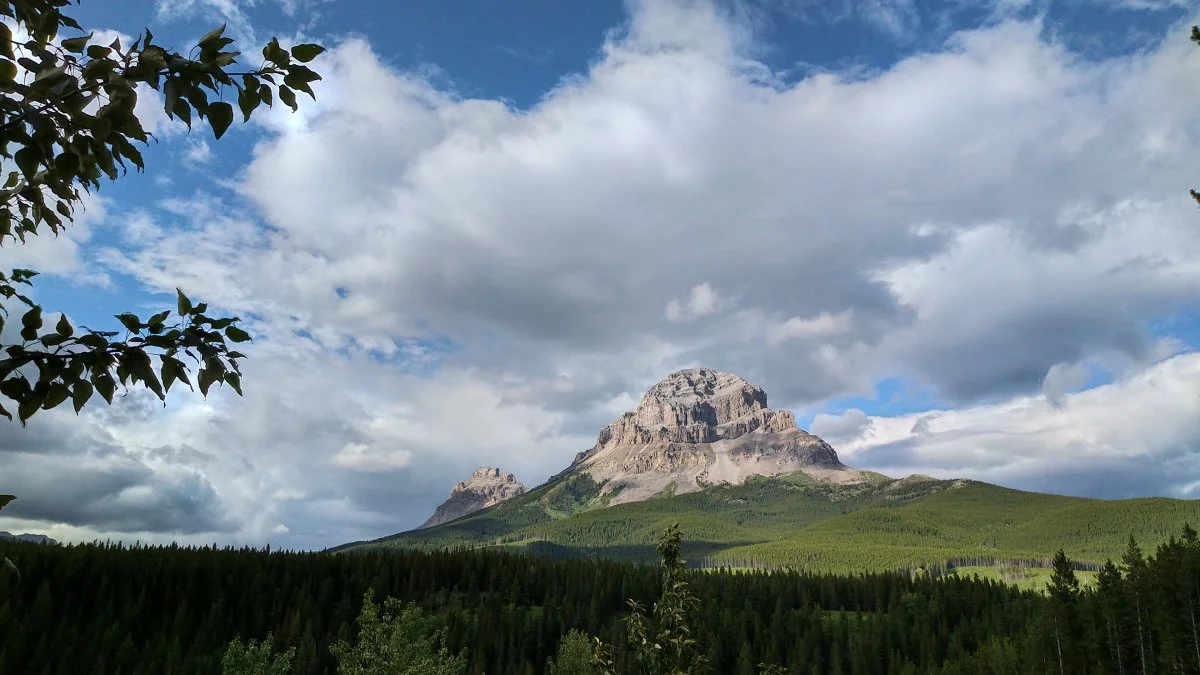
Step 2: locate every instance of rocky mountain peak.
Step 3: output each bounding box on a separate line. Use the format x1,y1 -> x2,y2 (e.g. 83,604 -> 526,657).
419,467 -> 526,529
637,368 -> 768,427
592,368 -> 799,452
571,367 -> 860,504
454,467 -> 523,495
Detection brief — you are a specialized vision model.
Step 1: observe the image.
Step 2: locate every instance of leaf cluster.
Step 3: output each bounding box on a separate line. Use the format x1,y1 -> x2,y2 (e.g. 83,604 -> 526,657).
221,633 -> 294,675
0,283 -> 249,424
330,589 -> 467,675
595,524 -> 710,675
0,0 -> 325,423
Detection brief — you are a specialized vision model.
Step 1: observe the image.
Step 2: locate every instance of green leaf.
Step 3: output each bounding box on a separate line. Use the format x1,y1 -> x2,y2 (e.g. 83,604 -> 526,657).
290,43 -> 325,63
77,333 -> 107,350
161,358 -> 181,393
60,34 -> 91,53
72,380 -> 92,413
237,85 -> 260,122
225,326 -> 252,343
13,147 -> 39,179
263,37 -> 289,66
18,394 -> 40,423
55,314 -> 72,338
278,85 -> 297,111
224,371 -> 242,396
93,373 -> 116,405
148,310 -> 170,325
207,101 -> 234,140
116,313 -> 141,332
0,495 -> 14,510
198,366 -> 219,397
0,23 -> 11,60
197,24 -> 226,49
176,289 -> 192,316
19,306 -> 41,341
42,383 -> 69,410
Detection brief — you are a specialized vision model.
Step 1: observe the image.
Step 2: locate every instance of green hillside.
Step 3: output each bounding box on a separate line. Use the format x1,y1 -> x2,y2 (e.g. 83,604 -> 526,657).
340,472 -> 1200,575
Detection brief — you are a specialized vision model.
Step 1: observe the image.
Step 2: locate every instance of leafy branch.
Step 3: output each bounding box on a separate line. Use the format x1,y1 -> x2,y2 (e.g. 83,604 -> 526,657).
0,0 -> 325,424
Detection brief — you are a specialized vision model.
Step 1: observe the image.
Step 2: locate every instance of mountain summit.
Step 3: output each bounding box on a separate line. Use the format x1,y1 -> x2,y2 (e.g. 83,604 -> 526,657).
419,467 -> 526,528
566,368 -> 860,504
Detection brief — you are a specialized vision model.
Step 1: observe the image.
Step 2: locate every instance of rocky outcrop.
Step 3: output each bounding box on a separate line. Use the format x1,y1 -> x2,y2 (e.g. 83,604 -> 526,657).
571,368 -> 861,504
419,467 -> 526,528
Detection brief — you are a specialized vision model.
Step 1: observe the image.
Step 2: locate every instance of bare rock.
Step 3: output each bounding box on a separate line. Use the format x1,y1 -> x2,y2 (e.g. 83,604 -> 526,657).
572,368 -> 863,504
419,467 -> 526,528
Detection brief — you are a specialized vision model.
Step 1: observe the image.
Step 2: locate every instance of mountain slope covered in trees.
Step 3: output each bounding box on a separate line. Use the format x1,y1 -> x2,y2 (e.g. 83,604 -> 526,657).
340,471 -> 1200,574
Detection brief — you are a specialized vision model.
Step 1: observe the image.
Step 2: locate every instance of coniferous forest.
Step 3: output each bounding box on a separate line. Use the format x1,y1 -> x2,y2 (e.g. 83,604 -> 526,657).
1,524 -> 1200,674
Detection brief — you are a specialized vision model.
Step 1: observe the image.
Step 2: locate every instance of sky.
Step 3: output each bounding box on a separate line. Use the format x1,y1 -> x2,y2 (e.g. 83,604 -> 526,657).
0,0 -> 1198,550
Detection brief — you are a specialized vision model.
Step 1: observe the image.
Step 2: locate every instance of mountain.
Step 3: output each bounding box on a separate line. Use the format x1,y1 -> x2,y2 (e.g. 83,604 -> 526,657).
0,531 -> 57,545
563,368 -> 862,503
420,467 -> 526,528
340,368 -> 1200,575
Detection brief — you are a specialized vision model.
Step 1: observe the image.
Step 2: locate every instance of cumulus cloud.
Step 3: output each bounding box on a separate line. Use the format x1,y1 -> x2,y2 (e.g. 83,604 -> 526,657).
11,0 -> 1198,547
836,353 -> 1200,499
0,192 -> 112,288
810,407 -> 873,442
666,283 -> 728,322
1042,361 -> 1090,407
111,6 -> 1199,409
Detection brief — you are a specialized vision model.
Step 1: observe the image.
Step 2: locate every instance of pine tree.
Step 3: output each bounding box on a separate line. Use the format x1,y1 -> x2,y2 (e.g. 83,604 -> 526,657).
1122,537 -> 1151,675
1046,550 -> 1080,675
1096,560 -> 1129,675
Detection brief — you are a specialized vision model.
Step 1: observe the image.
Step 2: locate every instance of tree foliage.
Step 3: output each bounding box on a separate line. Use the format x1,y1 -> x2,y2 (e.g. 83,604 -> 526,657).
8,525 -> 1200,673
330,589 -> 467,675
546,629 -> 598,675
0,0 -> 324,424
221,633 -> 294,675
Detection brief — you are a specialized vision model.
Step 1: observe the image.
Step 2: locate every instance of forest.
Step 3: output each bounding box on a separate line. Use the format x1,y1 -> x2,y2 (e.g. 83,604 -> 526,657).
0,523 -> 1198,674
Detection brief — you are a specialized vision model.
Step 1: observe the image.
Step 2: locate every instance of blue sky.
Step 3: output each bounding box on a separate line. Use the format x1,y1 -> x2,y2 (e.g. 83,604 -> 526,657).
0,0 -> 1198,548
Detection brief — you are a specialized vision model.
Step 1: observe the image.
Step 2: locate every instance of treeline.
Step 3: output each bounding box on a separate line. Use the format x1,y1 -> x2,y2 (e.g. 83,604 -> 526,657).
1,525 -> 1200,673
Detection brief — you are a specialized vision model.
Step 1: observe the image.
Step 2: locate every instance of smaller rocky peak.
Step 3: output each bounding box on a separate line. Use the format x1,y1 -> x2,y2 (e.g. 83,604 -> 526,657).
454,467 -> 523,495
419,467 -> 526,529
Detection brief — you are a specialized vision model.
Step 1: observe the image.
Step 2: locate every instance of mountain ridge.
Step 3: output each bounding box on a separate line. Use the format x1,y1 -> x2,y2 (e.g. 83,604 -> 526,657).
362,368 -> 1200,575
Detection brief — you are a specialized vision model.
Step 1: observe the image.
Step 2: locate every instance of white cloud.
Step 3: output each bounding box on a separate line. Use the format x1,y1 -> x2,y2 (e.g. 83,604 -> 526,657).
1042,361 -> 1090,407
810,407 -> 873,442
835,353 -> 1200,498
0,192 -> 112,287
665,282 -> 727,322
185,139 -> 213,165
764,310 -> 854,345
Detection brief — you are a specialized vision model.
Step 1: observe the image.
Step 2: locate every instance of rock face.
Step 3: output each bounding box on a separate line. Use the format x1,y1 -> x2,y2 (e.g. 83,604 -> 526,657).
570,368 -> 860,504
419,467 -> 526,528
